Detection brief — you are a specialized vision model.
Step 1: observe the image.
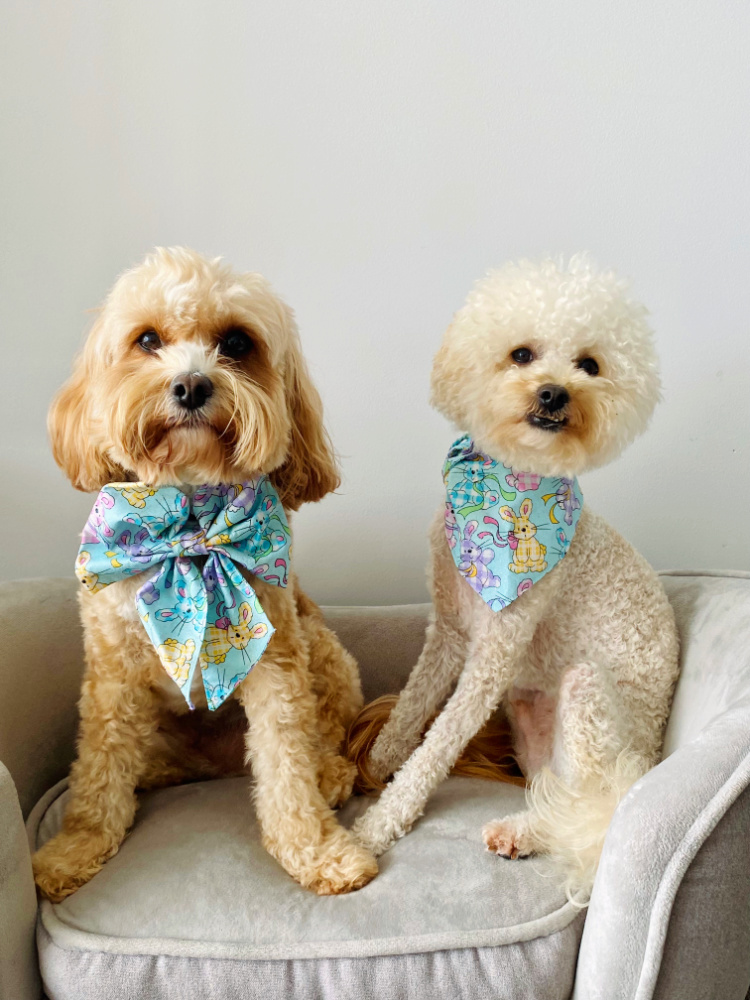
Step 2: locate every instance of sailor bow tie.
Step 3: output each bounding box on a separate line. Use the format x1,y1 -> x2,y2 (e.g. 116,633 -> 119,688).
76,479 -> 291,710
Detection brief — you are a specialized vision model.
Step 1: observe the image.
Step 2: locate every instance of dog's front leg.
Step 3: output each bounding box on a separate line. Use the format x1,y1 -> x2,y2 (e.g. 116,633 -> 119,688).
352,592 -> 549,856
238,631 -> 378,895
32,667 -> 161,901
367,511 -> 470,783
352,648 -> 509,856
367,614 -> 468,782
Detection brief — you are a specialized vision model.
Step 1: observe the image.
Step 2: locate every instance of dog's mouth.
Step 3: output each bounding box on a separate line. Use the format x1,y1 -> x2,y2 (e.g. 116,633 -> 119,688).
148,416 -> 229,457
167,411 -> 224,436
526,413 -> 568,433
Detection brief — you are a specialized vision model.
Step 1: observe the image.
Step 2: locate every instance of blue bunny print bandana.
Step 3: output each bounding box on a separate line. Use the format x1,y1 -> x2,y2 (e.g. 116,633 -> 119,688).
443,435 -> 583,611
77,479 -> 291,710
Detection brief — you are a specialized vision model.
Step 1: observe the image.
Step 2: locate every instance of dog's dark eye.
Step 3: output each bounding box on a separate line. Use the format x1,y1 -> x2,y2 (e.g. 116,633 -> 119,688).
220,328 -> 254,360
511,347 -> 534,365
577,357 -> 600,377
137,329 -> 162,353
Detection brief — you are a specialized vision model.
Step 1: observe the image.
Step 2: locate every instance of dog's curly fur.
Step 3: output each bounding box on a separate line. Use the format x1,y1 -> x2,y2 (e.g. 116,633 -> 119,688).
351,255 -> 680,900
33,247 -> 377,900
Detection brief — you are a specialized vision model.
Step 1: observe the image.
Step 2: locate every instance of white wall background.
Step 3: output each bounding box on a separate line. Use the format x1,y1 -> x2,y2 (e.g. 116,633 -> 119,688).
1,1 -> 748,605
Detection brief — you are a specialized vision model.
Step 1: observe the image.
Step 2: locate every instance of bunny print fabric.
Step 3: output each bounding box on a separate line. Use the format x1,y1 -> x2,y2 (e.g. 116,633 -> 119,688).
76,479 -> 291,710
443,435 -> 583,611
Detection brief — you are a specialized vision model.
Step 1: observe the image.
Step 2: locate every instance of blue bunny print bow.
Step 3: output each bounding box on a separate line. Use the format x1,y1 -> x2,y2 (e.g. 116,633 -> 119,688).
443,435 -> 583,612
77,479 -> 291,710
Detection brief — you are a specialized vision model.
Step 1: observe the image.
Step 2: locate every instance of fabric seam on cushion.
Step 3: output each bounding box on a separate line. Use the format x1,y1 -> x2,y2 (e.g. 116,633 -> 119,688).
633,744 -> 750,1000
39,895 -> 579,962
36,916 -> 585,988
658,569 -> 750,581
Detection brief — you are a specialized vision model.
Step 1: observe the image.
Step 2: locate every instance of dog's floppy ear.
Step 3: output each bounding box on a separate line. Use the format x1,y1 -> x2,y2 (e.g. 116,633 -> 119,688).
429,325 -> 469,426
48,322 -> 125,492
270,330 -> 340,511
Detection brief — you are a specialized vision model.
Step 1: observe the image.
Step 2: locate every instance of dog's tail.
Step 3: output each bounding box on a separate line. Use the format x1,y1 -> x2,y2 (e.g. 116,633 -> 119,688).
346,694 -> 526,793
525,751 -> 646,903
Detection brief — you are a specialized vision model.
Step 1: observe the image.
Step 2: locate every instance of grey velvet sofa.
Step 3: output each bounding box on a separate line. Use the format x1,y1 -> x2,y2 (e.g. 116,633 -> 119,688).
2,571 -> 750,1000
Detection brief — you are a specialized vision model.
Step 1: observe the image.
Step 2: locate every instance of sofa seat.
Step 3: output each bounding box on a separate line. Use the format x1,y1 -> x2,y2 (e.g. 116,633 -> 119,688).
31,773 -> 583,1000
4,573 -> 750,1000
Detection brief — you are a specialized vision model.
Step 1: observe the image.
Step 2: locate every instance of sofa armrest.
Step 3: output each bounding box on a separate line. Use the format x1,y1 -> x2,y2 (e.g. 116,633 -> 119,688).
0,762 -> 41,1000
0,579 -> 84,817
651,781 -> 750,1000
575,702 -> 750,1000
661,571 -> 750,754
574,572 -> 750,1000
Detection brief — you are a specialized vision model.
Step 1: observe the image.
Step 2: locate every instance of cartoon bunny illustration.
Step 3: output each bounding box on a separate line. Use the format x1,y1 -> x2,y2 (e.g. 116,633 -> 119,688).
201,601 -> 270,666
81,492 -> 115,544
225,483 -> 259,523
444,501 -> 460,549
542,477 -> 581,526
116,526 -> 156,564
450,458 -> 498,513
155,582 -> 206,633
110,484 -> 158,509
74,551 -> 102,592
447,444 -> 519,512
157,638 -> 196,685
499,498 -> 548,574
249,500 -> 291,558
458,521 -> 501,594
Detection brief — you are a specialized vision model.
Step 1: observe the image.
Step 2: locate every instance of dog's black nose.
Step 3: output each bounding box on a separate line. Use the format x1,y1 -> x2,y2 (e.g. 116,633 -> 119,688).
537,383 -> 569,413
171,372 -> 214,411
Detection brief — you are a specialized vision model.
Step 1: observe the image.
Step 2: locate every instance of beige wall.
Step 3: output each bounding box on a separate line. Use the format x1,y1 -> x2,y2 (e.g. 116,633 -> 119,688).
1,1 -> 748,604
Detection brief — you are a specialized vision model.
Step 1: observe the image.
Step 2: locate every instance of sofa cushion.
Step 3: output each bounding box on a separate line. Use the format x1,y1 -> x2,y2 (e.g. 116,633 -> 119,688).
32,775 -> 583,1000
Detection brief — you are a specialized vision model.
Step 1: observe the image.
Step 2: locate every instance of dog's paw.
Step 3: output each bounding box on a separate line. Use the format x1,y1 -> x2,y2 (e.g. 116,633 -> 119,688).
319,753 -> 356,808
32,830 -> 119,902
304,832 -> 378,895
482,818 -> 535,860
351,808 -> 409,857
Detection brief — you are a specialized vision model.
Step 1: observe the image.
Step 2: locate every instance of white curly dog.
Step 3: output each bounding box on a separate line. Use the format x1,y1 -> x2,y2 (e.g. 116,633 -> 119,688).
353,255 -> 680,898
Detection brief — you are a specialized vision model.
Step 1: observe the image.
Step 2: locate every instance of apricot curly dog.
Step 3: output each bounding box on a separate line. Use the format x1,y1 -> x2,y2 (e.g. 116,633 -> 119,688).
33,247 -> 377,900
